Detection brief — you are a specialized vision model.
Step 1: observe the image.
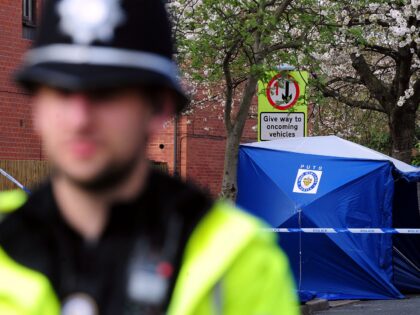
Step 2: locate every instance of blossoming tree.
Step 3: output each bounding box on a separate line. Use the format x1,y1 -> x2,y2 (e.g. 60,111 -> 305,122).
313,0 -> 419,162
169,0 -> 320,199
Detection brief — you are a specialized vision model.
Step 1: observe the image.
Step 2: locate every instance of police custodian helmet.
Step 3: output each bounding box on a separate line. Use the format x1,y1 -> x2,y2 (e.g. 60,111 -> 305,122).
16,0 -> 188,112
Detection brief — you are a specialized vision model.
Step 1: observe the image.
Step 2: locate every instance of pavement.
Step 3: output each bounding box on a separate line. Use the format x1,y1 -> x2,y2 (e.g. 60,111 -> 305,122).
301,295 -> 420,315
300,299 -> 330,314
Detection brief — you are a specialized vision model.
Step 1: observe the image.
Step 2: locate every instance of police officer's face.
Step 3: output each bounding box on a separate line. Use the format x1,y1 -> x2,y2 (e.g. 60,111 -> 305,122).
32,86 -> 169,191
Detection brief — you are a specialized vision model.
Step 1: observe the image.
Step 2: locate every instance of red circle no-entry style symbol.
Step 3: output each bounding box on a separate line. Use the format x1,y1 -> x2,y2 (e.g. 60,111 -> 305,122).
266,73 -> 300,110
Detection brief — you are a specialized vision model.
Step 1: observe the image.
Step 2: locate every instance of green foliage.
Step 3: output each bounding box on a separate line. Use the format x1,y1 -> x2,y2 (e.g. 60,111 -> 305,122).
171,0 -> 321,86
362,130 -> 392,154
310,99 -> 393,155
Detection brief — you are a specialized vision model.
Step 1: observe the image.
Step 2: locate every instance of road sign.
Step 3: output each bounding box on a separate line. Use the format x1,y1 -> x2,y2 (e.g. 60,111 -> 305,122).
260,112 -> 305,140
258,71 -> 308,141
266,73 -> 300,110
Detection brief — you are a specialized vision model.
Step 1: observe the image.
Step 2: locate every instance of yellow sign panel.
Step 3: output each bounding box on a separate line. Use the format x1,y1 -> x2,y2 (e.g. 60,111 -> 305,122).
258,71 -> 309,141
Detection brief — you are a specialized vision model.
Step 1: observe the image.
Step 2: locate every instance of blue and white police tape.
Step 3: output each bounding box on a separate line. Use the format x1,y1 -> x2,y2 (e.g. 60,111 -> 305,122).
0,168 -> 31,194
263,228 -> 420,234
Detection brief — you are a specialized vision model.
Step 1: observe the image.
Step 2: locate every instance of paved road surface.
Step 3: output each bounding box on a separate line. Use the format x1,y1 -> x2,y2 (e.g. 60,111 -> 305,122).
315,295 -> 420,315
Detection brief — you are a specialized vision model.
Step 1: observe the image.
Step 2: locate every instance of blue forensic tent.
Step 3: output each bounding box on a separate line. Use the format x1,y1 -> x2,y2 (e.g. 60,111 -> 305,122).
237,136 -> 420,301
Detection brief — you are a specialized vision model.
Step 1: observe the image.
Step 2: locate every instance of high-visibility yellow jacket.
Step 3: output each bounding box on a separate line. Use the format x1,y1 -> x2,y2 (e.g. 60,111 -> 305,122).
0,190 -> 27,215
0,199 -> 299,315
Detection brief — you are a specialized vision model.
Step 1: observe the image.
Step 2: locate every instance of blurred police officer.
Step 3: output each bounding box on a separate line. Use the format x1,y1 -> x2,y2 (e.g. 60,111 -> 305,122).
0,0 -> 298,314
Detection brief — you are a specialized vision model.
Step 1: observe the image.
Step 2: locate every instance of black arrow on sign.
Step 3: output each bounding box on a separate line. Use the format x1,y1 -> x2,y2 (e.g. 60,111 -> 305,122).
282,80 -> 292,102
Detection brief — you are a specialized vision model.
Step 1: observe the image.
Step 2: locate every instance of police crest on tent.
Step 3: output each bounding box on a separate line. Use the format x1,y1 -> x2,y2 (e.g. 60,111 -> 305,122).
293,168 -> 323,194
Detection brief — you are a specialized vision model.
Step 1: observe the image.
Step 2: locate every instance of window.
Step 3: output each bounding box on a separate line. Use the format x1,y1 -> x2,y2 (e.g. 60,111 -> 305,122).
22,0 -> 37,40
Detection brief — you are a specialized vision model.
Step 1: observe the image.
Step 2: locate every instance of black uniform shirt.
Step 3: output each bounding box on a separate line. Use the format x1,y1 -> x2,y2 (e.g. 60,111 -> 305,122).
0,170 -> 212,314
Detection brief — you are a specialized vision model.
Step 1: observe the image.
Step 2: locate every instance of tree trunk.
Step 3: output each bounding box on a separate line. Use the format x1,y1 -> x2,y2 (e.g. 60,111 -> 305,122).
220,75 -> 258,201
389,106 -> 416,163
220,130 -> 242,200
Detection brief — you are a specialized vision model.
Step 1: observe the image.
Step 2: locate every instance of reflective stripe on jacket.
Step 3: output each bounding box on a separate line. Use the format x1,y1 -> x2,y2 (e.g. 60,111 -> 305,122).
0,200 -> 298,315
0,247 -> 59,315
168,201 -> 299,315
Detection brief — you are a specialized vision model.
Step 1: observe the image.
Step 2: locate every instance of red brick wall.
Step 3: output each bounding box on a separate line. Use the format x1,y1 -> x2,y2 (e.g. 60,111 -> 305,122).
148,118 -> 178,175
0,0 -> 42,160
184,102 -> 226,195
147,98 -> 258,197
181,100 -> 257,196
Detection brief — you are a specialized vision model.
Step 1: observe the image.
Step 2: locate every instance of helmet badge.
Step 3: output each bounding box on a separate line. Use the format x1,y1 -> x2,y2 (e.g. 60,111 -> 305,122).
57,0 -> 126,45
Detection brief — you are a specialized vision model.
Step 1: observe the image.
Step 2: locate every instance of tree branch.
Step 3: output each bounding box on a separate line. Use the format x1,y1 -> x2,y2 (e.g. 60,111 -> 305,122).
350,53 -> 393,111
223,44 -> 239,133
233,76 -> 248,87
317,82 -> 386,113
364,44 -> 399,60
319,18 -> 390,28
327,77 -> 363,85
274,0 -> 294,22
258,40 -> 302,58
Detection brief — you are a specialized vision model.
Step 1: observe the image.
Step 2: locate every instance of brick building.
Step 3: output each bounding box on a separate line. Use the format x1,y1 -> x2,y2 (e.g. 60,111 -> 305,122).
149,100 -> 257,195
0,0 -> 41,161
0,0 -> 258,196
